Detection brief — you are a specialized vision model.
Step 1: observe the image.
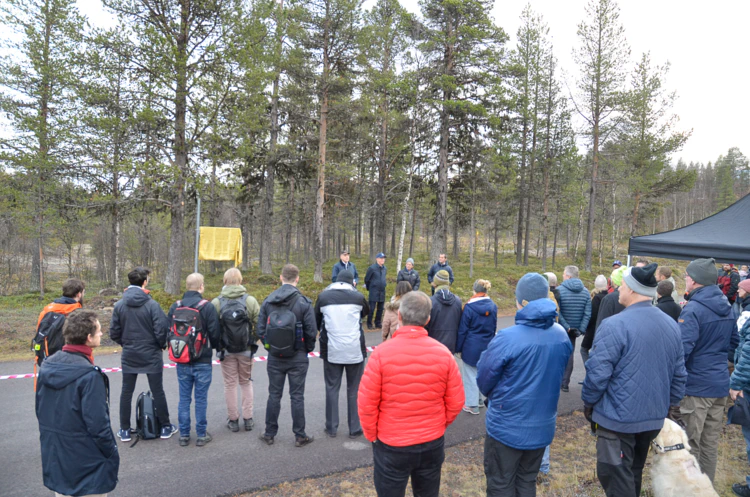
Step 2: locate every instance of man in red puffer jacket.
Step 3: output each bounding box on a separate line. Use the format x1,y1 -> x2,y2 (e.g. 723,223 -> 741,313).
358,291 -> 464,497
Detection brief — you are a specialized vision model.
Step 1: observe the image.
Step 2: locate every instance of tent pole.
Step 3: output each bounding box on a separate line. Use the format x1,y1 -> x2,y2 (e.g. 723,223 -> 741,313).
194,194 -> 201,273
626,254 -> 631,268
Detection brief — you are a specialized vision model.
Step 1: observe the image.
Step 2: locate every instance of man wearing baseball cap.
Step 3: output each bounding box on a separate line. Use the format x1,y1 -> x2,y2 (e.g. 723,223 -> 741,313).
679,257 -> 740,483
612,260 -> 622,270
365,253 -> 387,330
583,263 -> 687,497
332,249 -> 358,286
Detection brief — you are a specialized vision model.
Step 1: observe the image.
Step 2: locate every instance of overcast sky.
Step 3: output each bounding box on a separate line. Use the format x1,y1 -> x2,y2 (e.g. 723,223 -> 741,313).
76,0 -> 748,166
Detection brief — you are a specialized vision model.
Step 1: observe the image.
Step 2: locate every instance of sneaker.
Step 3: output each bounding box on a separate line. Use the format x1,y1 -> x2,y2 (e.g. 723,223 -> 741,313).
349,430 -> 363,439
227,419 -> 240,432
733,483 -> 750,497
160,424 -> 178,439
117,429 -> 132,442
179,437 -> 190,447
260,434 -> 274,445
295,436 -> 314,447
561,386 -> 569,393
196,432 -> 212,447
463,405 -> 480,415
243,418 -> 254,432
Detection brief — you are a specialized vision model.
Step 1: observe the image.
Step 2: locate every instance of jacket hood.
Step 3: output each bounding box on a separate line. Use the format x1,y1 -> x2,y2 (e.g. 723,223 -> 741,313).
267,284 -> 301,305
53,296 -> 78,305
220,285 -> 248,299
515,298 -> 558,329
122,286 -> 152,308
385,299 -> 401,312
466,296 -> 495,315
435,288 -> 456,305
689,284 -> 732,317
38,357 -> 95,390
560,278 -> 585,293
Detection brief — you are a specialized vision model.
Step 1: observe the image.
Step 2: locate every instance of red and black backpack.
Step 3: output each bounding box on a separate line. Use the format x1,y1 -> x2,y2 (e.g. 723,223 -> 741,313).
168,300 -> 209,363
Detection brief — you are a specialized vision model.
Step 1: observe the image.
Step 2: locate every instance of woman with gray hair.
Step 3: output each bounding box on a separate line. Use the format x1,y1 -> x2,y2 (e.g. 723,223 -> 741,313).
456,279 -> 497,415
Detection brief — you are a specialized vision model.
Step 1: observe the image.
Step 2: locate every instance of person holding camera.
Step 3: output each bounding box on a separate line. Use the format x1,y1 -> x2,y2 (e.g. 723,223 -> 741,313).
557,265 -> 592,393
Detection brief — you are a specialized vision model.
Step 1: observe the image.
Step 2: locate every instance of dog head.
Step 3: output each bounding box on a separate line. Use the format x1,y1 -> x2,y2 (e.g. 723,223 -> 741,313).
652,418 -> 691,454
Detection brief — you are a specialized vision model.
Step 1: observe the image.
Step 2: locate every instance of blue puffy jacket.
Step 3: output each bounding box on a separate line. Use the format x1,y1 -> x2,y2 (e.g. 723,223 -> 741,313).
731,319 -> 750,393
477,299 -> 572,450
680,284 -> 739,397
583,301 -> 687,433
456,296 -> 497,367
556,278 -> 592,332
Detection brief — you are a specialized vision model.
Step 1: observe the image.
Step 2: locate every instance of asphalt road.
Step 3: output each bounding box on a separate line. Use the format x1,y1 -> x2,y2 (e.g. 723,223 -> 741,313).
0,316 -> 585,497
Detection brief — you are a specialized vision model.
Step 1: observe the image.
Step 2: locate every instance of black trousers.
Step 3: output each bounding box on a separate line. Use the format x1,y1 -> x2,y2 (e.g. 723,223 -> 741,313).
373,436 -> 445,497
120,371 -> 171,429
264,353 -> 309,438
561,334 -> 576,389
596,427 -> 660,497
484,435 -> 545,497
323,360 -> 364,436
368,300 -> 385,328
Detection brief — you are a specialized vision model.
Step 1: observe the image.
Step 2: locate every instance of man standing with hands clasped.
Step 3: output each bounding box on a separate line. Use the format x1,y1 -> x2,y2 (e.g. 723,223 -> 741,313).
365,253 -> 387,330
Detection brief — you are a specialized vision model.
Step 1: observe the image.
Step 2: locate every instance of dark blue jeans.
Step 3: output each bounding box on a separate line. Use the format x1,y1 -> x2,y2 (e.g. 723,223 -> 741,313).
176,362 -> 213,437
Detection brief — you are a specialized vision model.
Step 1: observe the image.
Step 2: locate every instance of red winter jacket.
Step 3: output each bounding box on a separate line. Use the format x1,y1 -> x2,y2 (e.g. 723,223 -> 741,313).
358,325 -> 464,446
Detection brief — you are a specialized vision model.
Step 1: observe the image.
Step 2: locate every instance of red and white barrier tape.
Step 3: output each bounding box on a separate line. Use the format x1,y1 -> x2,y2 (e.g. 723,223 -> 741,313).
0,346 -> 378,381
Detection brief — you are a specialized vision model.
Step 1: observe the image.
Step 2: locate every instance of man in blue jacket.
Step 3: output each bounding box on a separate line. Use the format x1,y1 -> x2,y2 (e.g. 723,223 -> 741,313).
331,249 -> 358,286
478,273 -> 572,496
427,253 -> 454,295
557,265 -> 592,392
583,263 -> 687,497
364,253 -> 387,329
36,309 -> 119,496
679,257 -> 739,482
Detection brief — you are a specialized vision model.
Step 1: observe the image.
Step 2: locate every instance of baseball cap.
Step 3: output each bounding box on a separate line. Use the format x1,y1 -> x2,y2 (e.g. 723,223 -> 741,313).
612,260 -> 622,267
376,252 -> 386,258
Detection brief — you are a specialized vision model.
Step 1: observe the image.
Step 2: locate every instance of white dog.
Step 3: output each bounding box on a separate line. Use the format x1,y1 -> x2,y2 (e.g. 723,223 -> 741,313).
651,418 -> 719,497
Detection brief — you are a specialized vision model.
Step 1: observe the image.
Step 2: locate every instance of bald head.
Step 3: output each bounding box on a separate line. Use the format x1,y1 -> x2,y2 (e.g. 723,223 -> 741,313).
186,273 -> 205,292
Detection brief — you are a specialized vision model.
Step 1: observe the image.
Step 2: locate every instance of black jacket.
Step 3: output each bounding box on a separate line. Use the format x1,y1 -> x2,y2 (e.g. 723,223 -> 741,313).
36,351 -> 119,496
315,282 -> 369,363
656,295 -> 683,322
426,288 -> 463,353
582,290 -> 607,349
396,268 -> 421,291
365,263 -> 387,302
596,290 -> 626,330
257,284 -> 317,356
427,262 -> 455,285
167,291 -> 222,364
109,287 -> 169,374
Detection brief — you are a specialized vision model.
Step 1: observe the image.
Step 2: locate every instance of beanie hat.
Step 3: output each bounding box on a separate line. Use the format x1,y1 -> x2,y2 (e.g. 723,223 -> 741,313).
336,270 -> 354,286
686,258 -> 718,287
515,273 -> 550,305
434,270 -> 451,286
594,275 -> 608,291
739,279 -> 750,294
610,266 -> 625,287
406,258 -> 415,265
623,263 -> 659,298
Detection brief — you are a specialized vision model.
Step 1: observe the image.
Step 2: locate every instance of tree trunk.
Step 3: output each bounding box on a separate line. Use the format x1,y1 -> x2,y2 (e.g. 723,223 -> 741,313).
396,163 -> 414,272
584,121 -> 599,271
285,177 -> 295,263
433,18 -> 453,261
469,192 -> 476,278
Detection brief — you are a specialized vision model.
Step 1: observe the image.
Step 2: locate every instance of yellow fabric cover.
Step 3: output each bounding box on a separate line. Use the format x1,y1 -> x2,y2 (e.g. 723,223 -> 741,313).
199,227 -> 242,267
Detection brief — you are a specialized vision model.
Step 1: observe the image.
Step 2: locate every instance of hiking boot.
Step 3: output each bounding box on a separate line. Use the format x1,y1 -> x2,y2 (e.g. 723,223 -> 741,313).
295,436 -> 314,447
227,419 -> 240,432
260,434 -> 274,445
734,483 -> 750,497
160,424 -> 178,439
243,418 -> 254,431
561,386 -> 569,393
196,432 -> 212,447
463,405 -> 480,415
117,429 -> 132,442
179,437 -> 190,447
349,430 -> 363,439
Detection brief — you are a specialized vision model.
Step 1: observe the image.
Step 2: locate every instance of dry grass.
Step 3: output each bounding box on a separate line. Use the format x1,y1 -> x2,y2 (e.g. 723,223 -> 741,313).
241,411 -> 749,497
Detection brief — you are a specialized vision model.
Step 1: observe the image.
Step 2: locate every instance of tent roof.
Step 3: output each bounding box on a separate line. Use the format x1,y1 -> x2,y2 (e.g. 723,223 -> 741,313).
628,193 -> 750,264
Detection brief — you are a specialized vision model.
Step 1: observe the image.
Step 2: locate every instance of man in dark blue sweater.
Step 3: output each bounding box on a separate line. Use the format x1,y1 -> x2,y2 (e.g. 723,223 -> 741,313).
583,263 -> 686,497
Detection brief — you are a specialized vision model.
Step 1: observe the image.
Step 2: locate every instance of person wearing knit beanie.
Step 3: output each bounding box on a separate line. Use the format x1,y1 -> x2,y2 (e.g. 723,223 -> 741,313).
434,269 -> 451,288
622,263 -> 659,298
515,273 -> 550,306
686,258 -> 718,287
594,275 -> 608,293
610,266 -> 625,288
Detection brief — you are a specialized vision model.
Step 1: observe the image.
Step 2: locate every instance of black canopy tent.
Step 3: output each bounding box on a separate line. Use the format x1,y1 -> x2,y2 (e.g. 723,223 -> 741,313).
628,193 -> 750,264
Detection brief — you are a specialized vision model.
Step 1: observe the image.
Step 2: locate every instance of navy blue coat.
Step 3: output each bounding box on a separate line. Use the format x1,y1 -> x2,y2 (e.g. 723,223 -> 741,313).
583,302 -> 687,433
364,263 -> 387,302
456,296 -> 497,367
36,351 -> 119,496
427,262 -> 454,285
331,260 -> 359,284
477,299 -> 572,450
680,285 -> 739,397
426,288 -> 463,353
556,278 -> 592,332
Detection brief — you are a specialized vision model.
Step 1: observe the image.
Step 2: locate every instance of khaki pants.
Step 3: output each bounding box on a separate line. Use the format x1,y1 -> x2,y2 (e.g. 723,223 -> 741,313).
221,354 -> 254,421
680,395 -> 728,482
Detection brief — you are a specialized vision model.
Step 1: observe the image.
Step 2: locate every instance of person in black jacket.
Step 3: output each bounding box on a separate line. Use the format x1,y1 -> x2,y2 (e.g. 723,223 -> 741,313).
36,309 -> 119,496
426,270 -> 463,352
331,249 -> 359,285
110,267 -> 174,442
596,267 -> 627,330
167,273 -> 222,447
427,253 -> 455,295
257,264 -> 318,447
364,253 -> 387,329
396,258 -> 420,291
656,280 -> 682,322
581,275 -> 608,364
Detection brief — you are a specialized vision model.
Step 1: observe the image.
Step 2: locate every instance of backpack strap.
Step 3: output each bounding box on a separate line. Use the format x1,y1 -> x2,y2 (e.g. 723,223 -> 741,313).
196,299 -> 209,310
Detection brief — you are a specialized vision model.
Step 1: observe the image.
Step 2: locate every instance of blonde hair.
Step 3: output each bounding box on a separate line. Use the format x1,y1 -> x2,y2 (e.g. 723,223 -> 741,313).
223,267 -> 242,285
473,279 -> 492,293
186,273 -> 204,291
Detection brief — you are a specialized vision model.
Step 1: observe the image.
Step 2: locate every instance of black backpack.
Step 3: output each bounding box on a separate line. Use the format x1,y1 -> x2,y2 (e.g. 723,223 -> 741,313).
168,300 -> 209,363
32,312 -> 67,367
131,391 -> 160,447
265,294 -> 301,358
219,295 -> 254,353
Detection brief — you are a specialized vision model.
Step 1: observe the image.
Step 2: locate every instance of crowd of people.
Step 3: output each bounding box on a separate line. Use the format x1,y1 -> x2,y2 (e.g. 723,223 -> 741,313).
32,251 -> 750,497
